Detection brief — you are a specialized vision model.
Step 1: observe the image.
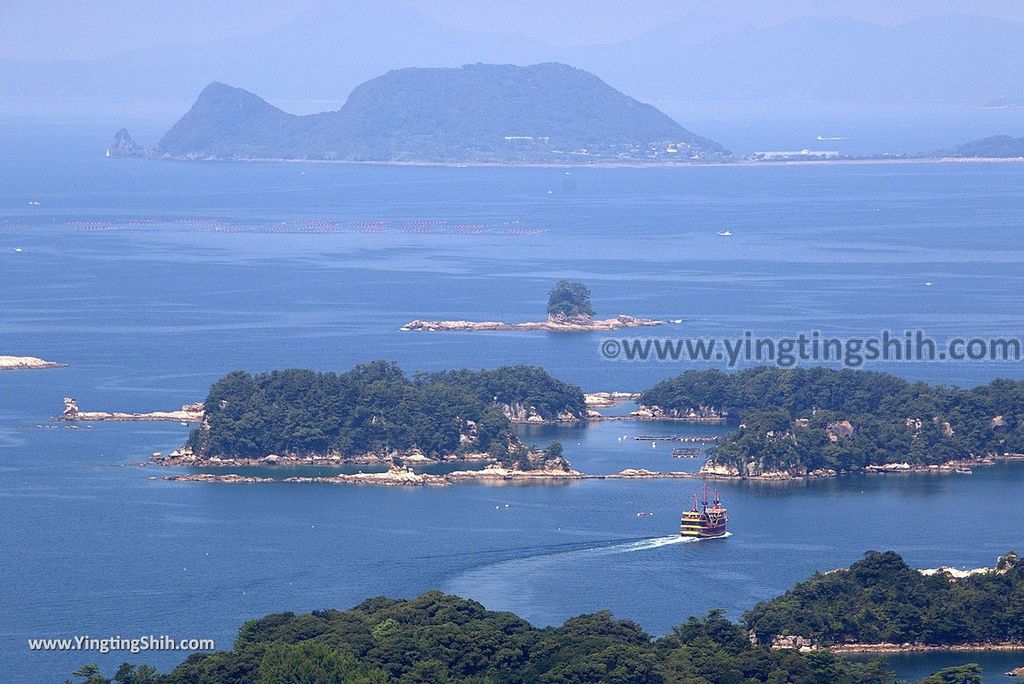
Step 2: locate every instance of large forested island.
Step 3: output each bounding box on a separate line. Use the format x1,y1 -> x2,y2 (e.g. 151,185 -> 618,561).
640,366 -> 1024,478
176,362 -> 585,473
112,63 -> 726,164
171,364 -> 1024,482
72,552 -> 1005,683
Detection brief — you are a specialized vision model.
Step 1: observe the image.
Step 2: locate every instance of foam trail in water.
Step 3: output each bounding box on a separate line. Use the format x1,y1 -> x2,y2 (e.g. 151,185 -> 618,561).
608,535 -> 695,553
605,531 -> 732,554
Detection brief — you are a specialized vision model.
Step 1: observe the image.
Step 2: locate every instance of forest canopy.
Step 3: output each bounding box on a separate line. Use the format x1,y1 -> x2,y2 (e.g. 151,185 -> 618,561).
640,366 -> 1024,474
745,550 -> 1023,648
74,591 -> 914,684
187,362 -> 585,460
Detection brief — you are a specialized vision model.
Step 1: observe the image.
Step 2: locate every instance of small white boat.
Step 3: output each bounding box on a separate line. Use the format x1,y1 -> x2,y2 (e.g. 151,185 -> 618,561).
15,247 -> 23,253
105,148 -> 111,158
28,201 -> 41,206
925,282 -> 933,287
717,230 -> 732,237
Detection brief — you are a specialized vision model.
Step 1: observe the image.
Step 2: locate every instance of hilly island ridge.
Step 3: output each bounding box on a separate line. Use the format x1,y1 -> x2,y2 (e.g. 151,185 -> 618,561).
109,61 -> 1024,167
112,62 -> 727,164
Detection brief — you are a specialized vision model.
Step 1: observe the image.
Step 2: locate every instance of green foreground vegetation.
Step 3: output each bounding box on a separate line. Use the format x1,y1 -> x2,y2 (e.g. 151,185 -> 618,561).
746,551 -> 1023,647
187,362 -> 585,464
641,367 -> 1024,475
71,553 -> 1007,684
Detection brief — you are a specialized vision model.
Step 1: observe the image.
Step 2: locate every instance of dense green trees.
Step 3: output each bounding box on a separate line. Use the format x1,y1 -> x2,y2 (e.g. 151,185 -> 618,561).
71,553 -> 1013,683
640,367 -> 1024,473
744,551 -> 1023,647
188,362 -> 585,461
71,592 -> 908,684
547,280 -> 595,320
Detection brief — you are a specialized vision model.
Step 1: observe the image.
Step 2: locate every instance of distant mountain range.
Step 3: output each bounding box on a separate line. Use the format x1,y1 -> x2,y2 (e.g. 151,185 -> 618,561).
121,63 -> 726,163
935,135 -> 1024,158
3,1 -> 1024,118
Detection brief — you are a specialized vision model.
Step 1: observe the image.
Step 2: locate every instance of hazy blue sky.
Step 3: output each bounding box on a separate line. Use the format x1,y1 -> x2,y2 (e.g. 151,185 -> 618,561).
4,0 -> 1024,61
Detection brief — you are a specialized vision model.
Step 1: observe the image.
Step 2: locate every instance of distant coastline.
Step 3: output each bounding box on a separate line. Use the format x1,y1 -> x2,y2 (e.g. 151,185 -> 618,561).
121,153 -> 1024,170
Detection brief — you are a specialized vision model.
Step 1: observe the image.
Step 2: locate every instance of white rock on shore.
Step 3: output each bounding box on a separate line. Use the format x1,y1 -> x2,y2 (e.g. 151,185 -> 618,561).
61,397 -> 204,422
0,355 -> 65,370
401,314 -> 663,333
584,391 -> 640,407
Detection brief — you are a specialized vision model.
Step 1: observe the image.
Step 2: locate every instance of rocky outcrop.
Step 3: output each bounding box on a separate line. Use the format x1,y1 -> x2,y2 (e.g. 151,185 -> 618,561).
771,635 -> 818,652
61,397 -> 204,422
110,128 -> 146,157
500,403 -> 581,423
0,355 -> 65,370
154,447 -> 492,468
401,315 -> 663,333
629,404 -> 726,422
584,391 -> 640,407
1007,666 -> 1024,676
920,552 -> 1019,580
165,473 -> 274,484
286,465 -> 448,487
698,461 -> 742,478
699,455 -> 989,480
828,642 -> 1024,654
825,420 -> 854,442
445,464 -> 584,482
610,469 -> 696,479
698,459 -> 838,480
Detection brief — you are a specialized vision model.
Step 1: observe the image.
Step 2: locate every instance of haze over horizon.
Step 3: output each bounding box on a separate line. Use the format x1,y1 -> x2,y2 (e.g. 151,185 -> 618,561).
3,0 -> 1023,154
5,0 -> 1024,60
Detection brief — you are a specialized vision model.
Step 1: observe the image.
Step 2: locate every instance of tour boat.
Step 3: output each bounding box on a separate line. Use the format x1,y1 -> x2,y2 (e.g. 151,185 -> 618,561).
680,486 -> 728,539
717,230 -> 732,237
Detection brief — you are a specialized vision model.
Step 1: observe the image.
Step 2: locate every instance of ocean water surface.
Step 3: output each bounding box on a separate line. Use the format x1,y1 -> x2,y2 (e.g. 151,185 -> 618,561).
2,122 -> 1023,681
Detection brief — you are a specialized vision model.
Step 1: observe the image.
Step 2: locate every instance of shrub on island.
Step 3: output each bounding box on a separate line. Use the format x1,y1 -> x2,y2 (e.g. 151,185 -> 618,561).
547,279 -> 595,322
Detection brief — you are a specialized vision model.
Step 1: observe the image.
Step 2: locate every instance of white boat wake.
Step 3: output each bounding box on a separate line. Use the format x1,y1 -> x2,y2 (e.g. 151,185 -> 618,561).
609,532 -> 732,554
442,532 -> 736,616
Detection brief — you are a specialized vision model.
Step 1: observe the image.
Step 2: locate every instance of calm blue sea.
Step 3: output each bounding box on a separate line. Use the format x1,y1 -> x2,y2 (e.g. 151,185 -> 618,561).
2,122 -> 1023,682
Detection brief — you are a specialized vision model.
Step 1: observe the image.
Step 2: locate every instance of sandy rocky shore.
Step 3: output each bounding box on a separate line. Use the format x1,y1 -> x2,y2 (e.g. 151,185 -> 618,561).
774,635 -> 1024,655
161,464 -> 706,486
0,355 -> 65,370
698,454 -> 1024,481
400,314 -> 666,332
60,397 -> 204,423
